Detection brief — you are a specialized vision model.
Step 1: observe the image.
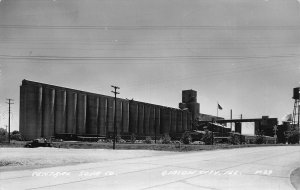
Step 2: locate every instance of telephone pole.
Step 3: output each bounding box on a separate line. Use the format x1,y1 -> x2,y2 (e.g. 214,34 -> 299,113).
273,125 -> 278,144
6,98 -> 14,143
111,85 -> 120,150
230,109 -> 232,131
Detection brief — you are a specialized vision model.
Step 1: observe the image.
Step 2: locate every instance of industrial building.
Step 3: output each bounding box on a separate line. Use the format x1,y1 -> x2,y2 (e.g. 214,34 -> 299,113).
199,117 -> 278,136
20,79 -> 280,141
20,80 -> 200,140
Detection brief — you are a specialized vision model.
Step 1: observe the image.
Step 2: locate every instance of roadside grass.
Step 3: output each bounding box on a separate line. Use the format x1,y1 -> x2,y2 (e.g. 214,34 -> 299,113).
0,160 -> 24,167
0,141 -> 28,148
1,140 -> 298,152
51,141 -> 298,152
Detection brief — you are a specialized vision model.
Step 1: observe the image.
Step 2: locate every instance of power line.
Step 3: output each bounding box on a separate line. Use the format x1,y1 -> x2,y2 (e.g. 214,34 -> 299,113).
1,37 -> 299,48
1,25 -> 300,30
0,54 -> 299,61
123,62 -> 297,89
1,44 -> 299,51
2,37 -> 300,45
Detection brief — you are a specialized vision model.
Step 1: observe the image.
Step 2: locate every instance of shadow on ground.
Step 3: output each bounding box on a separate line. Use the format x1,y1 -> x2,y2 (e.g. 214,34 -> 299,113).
291,168 -> 300,190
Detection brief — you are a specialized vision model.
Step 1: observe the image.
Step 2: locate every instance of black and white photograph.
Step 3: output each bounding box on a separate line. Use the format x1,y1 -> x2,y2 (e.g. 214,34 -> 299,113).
0,0 -> 300,189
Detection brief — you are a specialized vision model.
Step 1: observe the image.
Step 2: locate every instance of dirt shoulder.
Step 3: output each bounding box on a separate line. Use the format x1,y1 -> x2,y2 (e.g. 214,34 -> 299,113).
1,144 -> 299,172
0,147 -> 177,172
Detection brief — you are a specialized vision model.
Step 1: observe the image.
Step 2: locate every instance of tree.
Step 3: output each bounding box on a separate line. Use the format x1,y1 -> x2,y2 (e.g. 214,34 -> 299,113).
0,128 -> 7,142
11,130 -> 23,141
286,130 -> 300,144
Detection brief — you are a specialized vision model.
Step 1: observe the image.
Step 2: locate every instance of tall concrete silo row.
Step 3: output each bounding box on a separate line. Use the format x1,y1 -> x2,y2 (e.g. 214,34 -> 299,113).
20,80 -> 192,140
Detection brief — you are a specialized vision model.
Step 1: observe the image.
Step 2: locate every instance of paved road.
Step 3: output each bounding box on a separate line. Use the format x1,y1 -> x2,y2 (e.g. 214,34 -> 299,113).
1,146 -> 300,190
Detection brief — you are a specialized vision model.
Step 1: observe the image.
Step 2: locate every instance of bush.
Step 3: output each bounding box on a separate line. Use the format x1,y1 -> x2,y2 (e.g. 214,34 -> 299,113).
144,136 -> 152,144
130,133 -> 136,143
181,132 -> 192,144
287,130 -> 300,144
255,130 -> 266,144
11,130 -> 19,135
11,131 -> 23,141
229,134 -> 241,145
161,134 -> 171,144
246,139 -> 255,144
202,131 -> 213,145
116,135 -> 125,143
255,136 -> 265,144
119,139 -> 126,144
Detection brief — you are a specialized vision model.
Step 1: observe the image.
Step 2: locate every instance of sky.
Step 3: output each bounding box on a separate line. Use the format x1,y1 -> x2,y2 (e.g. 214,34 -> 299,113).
0,0 -> 300,134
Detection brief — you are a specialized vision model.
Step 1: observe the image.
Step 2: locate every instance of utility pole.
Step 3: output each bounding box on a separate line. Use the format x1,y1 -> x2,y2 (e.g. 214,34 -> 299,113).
273,125 -> 278,144
230,109 -> 232,131
111,85 -> 120,150
240,114 -> 243,120
6,99 -> 14,143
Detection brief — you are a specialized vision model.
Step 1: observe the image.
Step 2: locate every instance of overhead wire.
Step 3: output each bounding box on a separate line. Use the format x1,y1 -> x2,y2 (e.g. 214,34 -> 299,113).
1,24 -> 300,30
1,37 -> 299,46
121,62 -> 298,89
0,54 -> 299,61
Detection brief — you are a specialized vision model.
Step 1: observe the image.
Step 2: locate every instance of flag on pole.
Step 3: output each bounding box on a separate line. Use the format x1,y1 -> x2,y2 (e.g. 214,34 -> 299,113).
218,103 -> 223,110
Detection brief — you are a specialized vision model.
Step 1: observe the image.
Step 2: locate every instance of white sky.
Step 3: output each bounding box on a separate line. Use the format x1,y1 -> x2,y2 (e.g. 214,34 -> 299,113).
0,0 -> 300,134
